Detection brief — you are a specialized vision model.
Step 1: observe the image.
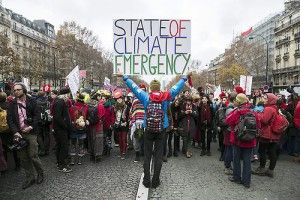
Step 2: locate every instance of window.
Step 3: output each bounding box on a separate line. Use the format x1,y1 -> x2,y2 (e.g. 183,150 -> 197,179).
284,60 -> 288,68
296,58 -> 300,66
13,22 -> 16,29
276,61 -> 281,69
296,40 -> 300,50
284,45 -> 289,53
277,48 -> 281,55
15,34 -> 19,44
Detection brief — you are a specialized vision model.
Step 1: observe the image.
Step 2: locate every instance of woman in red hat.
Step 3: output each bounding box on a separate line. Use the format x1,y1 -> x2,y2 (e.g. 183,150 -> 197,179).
113,89 -> 130,159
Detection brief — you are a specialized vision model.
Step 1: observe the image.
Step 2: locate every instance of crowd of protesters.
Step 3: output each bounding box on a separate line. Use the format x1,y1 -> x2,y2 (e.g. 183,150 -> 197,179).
0,76 -> 299,189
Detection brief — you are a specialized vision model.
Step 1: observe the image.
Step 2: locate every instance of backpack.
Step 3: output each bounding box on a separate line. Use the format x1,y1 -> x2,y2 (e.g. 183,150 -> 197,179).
235,111 -> 258,142
271,110 -> 289,135
146,101 -> 164,133
216,107 -> 227,127
0,107 -> 9,133
88,106 -> 99,125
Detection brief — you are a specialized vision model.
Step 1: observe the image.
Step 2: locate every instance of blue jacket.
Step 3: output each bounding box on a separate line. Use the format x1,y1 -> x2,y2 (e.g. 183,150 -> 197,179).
123,75 -> 187,129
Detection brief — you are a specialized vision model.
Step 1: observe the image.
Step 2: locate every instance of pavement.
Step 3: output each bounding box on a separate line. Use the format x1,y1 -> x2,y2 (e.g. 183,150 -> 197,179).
0,142 -> 300,200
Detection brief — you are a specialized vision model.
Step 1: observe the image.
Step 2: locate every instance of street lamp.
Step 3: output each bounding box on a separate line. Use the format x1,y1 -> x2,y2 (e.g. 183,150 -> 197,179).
249,35 -> 269,86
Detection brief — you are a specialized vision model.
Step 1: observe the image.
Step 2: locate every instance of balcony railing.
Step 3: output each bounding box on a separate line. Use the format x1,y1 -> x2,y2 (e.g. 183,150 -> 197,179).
274,16 -> 300,33
273,65 -> 300,74
276,55 -> 281,63
12,25 -> 48,44
283,52 -> 289,60
275,37 -> 290,47
0,16 -> 11,28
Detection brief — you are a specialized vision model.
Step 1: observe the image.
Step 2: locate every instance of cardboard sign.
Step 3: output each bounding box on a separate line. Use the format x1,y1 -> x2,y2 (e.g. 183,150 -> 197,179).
113,19 -> 191,75
240,75 -> 252,95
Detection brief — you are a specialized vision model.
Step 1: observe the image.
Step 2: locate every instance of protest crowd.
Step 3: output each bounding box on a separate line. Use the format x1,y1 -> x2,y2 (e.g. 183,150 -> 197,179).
0,74 -> 299,190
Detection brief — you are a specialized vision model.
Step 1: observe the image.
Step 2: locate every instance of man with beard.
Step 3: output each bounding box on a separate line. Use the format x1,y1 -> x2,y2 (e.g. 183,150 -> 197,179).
7,83 -> 44,189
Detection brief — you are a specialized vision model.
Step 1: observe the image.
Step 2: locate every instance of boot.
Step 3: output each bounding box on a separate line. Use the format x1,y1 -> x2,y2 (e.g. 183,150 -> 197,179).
253,167 -> 266,176
70,156 -> 75,165
265,169 -> 274,178
167,150 -> 172,158
77,156 -> 82,165
162,155 -> 168,162
134,152 -> 140,163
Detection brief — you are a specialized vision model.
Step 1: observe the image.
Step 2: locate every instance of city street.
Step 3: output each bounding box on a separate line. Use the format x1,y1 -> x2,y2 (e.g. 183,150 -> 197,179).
1,143 -> 299,200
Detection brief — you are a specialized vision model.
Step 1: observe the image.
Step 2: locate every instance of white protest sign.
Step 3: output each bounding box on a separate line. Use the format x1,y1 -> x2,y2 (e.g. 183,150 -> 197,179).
214,85 -> 221,99
22,77 -> 29,90
279,89 -> 291,97
240,75 -> 253,95
104,77 -> 111,86
67,66 -> 80,98
113,19 -> 191,75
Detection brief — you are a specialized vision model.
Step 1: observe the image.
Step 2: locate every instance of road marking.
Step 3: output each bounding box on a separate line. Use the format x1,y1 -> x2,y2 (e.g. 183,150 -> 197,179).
136,159 -> 153,200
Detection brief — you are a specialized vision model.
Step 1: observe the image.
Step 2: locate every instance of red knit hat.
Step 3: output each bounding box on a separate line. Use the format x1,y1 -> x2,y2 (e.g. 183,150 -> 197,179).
219,92 -> 227,99
235,86 -> 244,94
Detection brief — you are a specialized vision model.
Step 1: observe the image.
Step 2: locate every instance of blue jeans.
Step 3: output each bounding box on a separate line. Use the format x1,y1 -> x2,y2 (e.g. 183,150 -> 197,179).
233,145 -> 252,185
224,145 -> 233,169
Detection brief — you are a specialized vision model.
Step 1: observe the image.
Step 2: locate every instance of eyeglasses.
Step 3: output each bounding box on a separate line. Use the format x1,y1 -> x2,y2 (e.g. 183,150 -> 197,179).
14,89 -> 23,92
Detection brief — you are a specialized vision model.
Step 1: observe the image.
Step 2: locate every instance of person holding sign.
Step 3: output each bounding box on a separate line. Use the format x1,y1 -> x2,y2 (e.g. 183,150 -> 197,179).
116,72 -> 191,188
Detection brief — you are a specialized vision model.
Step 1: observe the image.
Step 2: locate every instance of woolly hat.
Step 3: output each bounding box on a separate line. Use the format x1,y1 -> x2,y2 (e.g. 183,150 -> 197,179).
219,92 -> 227,99
150,80 -> 161,91
265,93 -> 278,105
0,92 -> 7,102
235,86 -> 244,94
77,93 -> 85,102
235,93 -> 249,105
59,87 -> 70,95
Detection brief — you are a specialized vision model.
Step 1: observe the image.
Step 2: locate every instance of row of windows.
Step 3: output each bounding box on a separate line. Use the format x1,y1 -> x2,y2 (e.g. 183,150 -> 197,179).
276,57 -> 300,69
276,40 -> 300,54
14,33 -> 54,54
12,22 -> 52,41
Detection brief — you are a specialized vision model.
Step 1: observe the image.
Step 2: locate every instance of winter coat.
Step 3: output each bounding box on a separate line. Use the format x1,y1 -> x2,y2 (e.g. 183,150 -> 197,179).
123,75 -> 187,129
223,103 -> 235,146
293,101 -> 300,129
178,103 -> 198,134
103,102 -> 115,130
114,102 -> 130,132
225,103 -> 256,148
199,103 -> 213,127
171,102 -> 181,129
69,101 -> 89,131
52,97 -> 72,132
7,96 -> 40,135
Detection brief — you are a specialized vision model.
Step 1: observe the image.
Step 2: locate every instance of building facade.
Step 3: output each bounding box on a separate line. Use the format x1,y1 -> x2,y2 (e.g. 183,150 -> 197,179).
0,3 -> 60,89
248,13 -> 280,88
208,53 -> 224,86
273,0 -> 300,91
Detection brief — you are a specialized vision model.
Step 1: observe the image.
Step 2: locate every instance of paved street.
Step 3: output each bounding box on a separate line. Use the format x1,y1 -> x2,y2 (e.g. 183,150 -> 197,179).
1,143 -> 300,200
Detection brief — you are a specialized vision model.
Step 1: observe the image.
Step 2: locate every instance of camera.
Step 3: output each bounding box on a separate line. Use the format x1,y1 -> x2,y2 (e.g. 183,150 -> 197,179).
9,138 -> 29,151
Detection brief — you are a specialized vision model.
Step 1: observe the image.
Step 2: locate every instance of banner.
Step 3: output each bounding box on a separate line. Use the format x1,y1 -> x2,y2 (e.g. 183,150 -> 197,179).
113,19 -> 191,75
240,75 -> 252,95
214,85 -> 221,99
67,66 -> 80,98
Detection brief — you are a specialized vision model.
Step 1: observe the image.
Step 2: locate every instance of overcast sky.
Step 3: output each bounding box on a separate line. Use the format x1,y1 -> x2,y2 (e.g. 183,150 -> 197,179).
3,0 -> 284,67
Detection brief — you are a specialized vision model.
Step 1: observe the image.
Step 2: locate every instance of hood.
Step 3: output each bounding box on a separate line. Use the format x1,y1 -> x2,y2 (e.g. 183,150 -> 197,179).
266,93 -> 278,105
149,91 -> 171,103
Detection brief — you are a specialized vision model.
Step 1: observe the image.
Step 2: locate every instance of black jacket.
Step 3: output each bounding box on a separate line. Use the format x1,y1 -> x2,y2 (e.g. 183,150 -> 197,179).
52,97 -> 72,132
178,103 -> 198,133
7,95 -> 39,135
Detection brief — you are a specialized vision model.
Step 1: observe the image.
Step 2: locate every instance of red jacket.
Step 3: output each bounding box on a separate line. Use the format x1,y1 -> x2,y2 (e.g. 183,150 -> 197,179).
294,101 -> 300,129
258,105 -> 279,142
103,103 -> 115,130
225,103 -> 256,148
